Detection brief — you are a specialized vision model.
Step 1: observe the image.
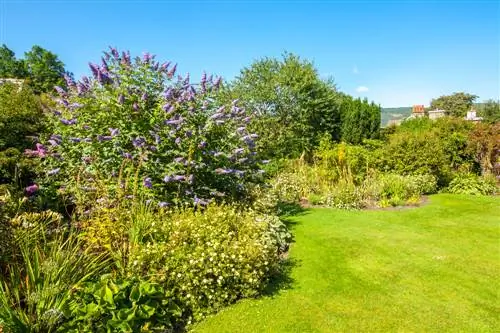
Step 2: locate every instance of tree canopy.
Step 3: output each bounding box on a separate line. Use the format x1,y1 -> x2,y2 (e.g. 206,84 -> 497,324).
430,92 -> 478,118
230,53 -> 341,158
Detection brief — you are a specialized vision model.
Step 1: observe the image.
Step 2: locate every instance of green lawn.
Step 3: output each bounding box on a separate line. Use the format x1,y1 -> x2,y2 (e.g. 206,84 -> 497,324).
193,194 -> 500,333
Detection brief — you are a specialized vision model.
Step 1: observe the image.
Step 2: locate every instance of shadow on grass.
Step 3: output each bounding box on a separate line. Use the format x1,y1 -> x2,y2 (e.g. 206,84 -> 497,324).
262,257 -> 299,297
276,202 -> 310,218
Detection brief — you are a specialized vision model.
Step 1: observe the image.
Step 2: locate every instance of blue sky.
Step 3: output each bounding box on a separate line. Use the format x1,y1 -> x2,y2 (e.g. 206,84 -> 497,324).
1,0 -> 498,107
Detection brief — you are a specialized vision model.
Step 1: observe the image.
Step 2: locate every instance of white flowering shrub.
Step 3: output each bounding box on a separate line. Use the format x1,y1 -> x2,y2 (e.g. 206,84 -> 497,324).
82,202 -> 287,324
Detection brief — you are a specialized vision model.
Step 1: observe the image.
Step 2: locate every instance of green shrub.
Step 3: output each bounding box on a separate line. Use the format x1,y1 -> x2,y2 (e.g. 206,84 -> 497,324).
315,138 -> 377,184
446,173 -> 497,195
324,182 -> 365,210
81,202 -> 288,324
362,173 -> 436,207
0,84 -> 47,187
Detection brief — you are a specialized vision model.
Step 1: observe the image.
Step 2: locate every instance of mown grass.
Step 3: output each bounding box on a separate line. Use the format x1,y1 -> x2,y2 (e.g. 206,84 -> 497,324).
193,194 -> 500,332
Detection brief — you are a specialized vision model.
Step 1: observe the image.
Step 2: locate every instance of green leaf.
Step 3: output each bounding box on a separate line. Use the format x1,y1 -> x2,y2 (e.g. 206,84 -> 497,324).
129,285 -> 141,303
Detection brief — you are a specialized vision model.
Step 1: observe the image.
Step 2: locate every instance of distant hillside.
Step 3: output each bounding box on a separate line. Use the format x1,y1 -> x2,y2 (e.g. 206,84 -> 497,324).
381,107 -> 412,127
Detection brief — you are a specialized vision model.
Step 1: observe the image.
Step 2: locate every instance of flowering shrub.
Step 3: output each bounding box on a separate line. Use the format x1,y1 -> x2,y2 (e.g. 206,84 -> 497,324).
78,201 -> 288,325
37,48 -> 264,207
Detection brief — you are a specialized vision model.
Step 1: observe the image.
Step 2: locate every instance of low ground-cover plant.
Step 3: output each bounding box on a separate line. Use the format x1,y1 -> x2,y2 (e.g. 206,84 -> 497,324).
60,275 -> 182,332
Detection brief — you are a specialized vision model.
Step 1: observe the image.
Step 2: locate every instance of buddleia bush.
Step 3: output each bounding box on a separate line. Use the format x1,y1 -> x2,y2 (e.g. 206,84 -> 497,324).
31,48 -> 266,208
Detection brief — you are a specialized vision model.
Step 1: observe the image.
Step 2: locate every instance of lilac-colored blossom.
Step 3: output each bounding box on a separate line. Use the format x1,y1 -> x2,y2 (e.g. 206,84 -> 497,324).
118,94 -> 125,104
122,152 -> 133,159
175,137 -> 182,145
143,177 -> 153,189
97,135 -> 113,142
60,118 -> 77,125
215,168 -> 232,175
133,102 -> 139,111
25,184 -> 39,195
163,175 -> 173,183
109,128 -> 120,136
47,168 -> 61,176
54,86 -> 67,96
69,137 -> 81,143
173,175 -> 186,181
158,202 -> 170,207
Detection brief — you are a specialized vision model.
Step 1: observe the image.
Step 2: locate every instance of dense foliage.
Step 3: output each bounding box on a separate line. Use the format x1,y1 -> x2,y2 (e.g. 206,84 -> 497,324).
0,46 -> 498,333
430,92 -> 478,117
0,44 -> 70,94
39,48 -> 266,208
339,94 -> 380,144
0,84 -> 47,188
230,53 -> 340,158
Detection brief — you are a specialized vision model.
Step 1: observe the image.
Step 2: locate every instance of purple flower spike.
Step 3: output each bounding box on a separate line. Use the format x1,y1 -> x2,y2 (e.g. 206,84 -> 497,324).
97,135 -> 113,142
167,64 -> 177,78
210,112 -> 223,120
141,92 -> 148,101
101,57 -> 109,72
174,157 -> 184,163
133,102 -> 139,111
173,175 -> 186,181
165,117 -> 183,127
54,86 -> 67,97
163,103 -> 174,113
198,141 -> 207,148
234,148 -> 245,155
158,201 -> 170,208
88,62 -> 99,78
175,137 -> 182,145
48,139 -> 59,146
143,52 -> 152,63
215,168 -> 232,175
163,88 -> 173,99
25,184 -> 39,196
69,137 -> 81,143
243,116 -> 252,123
118,94 -> 125,104
214,76 -> 222,88
236,126 -> 246,133
143,177 -> 153,189
64,74 -> 75,88
47,168 -> 60,176
160,61 -> 171,71
110,46 -> 120,59
163,175 -> 172,183
60,118 -> 77,125
123,152 -> 133,159
109,128 -> 120,136
132,137 -> 146,148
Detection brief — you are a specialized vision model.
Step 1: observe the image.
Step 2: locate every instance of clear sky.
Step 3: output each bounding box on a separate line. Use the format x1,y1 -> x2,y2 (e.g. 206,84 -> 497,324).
1,0 -> 499,107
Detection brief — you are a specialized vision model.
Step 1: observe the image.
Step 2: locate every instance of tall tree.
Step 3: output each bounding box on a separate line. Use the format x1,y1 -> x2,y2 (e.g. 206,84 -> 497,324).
339,94 -> 381,144
479,99 -> 500,123
23,45 -> 69,94
430,92 -> 478,118
0,44 -> 26,78
231,53 -> 341,158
